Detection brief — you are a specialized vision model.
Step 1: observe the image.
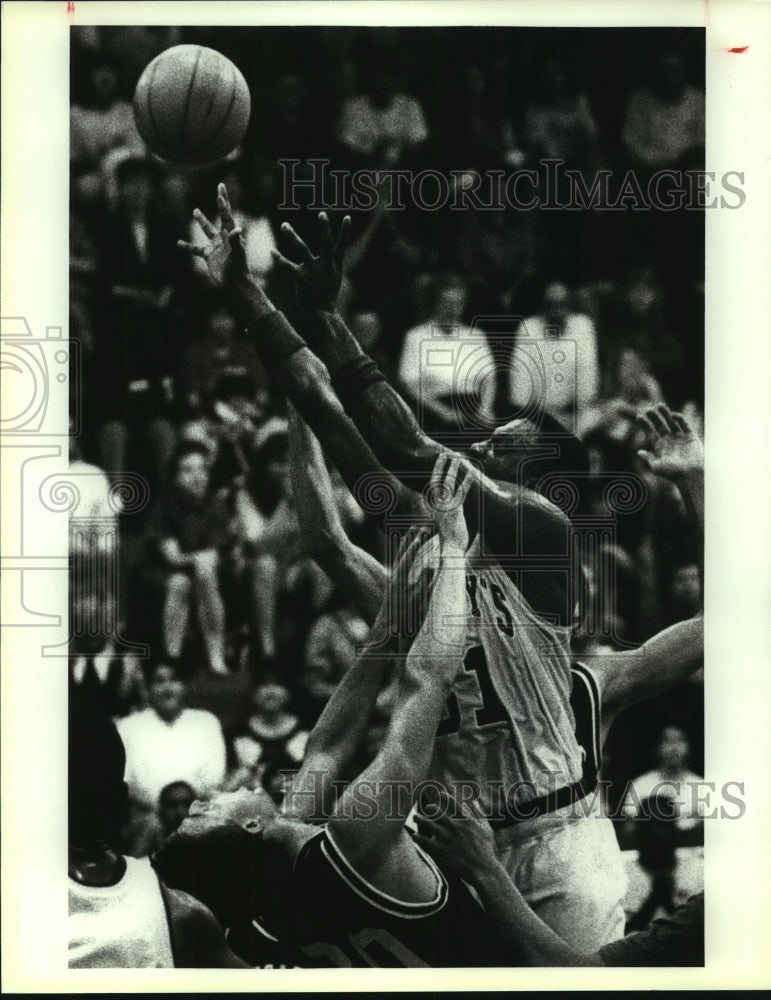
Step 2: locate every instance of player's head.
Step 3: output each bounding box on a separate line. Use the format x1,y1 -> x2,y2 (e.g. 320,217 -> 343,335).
432,274 -> 467,325
69,698 -> 128,847
147,662 -> 185,722
657,725 -> 690,769
468,412 -> 589,505
541,280 -> 571,327
153,788 -> 288,925
158,781 -> 196,837
169,442 -> 211,501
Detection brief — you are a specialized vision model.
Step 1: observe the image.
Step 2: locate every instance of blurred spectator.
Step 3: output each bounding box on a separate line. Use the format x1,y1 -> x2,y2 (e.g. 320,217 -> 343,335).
398,275 -> 496,433
117,662 -> 226,818
130,780 -> 196,859
509,281 -> 600,431
337,49 -> 428,166
621,50 -> 705,170
68,434 -> 121,585
146,442 -> 235,674
451,64 -> 525,170
227,681 -> 309,801
177,298 -> 268,421
523,56 -> 600,169
70,55 -> 145,170
300,597 -> 369,727
69,593 -> 146,719
259,71 -> 327,161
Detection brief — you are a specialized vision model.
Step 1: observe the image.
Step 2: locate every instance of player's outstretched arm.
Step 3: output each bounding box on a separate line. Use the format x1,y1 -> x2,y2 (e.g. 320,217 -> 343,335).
637,404 -> 704,538
284,526 -> 429,822
178,186 -> 421,526
414,793 -> 602,967
326,456 -> 471,898
288,403 -> 387,625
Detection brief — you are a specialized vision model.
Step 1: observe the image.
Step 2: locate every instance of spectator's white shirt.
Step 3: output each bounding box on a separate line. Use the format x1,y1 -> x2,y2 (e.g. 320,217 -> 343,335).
509,314 -> 599,420
620,767 -> 705,831
117,707 -> 226,809
337,93 -> 428,156
399,322 -> 496,424
621,85 -> 705,166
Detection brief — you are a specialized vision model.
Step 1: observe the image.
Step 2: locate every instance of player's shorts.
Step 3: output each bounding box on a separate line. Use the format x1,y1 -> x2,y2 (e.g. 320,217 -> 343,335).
493,806 -> 627,955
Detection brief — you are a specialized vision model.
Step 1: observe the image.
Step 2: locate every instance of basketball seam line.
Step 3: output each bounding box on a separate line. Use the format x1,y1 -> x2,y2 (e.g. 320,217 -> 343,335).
145,58 -> 166,155
196,62 -> 223,146
197,65 -> 239,160
177,47 -> 203,160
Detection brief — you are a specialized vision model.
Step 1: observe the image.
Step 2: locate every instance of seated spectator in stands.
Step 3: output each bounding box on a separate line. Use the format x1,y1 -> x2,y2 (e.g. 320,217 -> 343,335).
446,64 -> 525,171
130,780 -> 196,859
70,54 -> 145,170
523,56 -> 600,170
398,274 -> 496,433
621,49 -> 704,170
337,49 -> 428,167
147,442 -> 235,674
117,662 -> 227,826
69,592 -> 146,719
299,596 -> 369,727
509,280 -> 600,432
177,298 -> 268,422
189,160 -> 277,288
226,681 -> 309,802
93,155 -> 181,485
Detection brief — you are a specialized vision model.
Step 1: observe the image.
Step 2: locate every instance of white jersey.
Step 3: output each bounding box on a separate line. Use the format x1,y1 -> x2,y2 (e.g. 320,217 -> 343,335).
426,534 -> 583,809
69,855 -> 175,968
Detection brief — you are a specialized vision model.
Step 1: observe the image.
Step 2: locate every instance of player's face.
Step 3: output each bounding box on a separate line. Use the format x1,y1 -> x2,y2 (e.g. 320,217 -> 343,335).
159,785 -> 195,835
468,419 -> 540,484
183,787 -> 280,834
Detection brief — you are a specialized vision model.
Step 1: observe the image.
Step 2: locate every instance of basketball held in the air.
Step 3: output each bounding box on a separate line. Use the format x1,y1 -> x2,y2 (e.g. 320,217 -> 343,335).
133,45 -> 251,167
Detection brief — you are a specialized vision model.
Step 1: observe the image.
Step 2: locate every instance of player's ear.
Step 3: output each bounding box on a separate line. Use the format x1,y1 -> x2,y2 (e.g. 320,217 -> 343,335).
242,816 -> 264,835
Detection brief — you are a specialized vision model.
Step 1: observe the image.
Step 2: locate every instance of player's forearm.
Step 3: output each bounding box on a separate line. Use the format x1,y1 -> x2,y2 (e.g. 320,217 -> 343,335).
471,861 -> 600,966
675,469 -> 704,540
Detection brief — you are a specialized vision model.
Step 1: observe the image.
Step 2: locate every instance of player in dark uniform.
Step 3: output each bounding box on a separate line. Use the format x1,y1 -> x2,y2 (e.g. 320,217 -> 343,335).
155,455 -> 507,967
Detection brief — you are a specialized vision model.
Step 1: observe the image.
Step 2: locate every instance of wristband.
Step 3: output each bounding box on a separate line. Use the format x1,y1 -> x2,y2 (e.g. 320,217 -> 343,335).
245,310 -> 306,370
331,355 -> 387,411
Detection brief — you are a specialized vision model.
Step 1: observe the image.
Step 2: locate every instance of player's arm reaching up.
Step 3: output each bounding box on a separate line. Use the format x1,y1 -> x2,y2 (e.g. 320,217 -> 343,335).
178,188 -> 422,526
283,525 -> 430,822
325,454 -> 472,902
288,402 -> 387,626
585,405 -> 704,733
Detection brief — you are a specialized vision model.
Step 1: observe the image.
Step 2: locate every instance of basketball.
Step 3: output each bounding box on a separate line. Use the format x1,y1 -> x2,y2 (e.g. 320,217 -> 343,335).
133,45 -> 251,167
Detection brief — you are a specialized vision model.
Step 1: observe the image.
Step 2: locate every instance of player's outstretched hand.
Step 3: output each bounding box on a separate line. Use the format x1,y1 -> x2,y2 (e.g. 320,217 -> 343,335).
427,453 -> 473,554
414,789 -> 498,882
272,212 -> 351,312
636,404 -> 704,482
177,183 -> 249,289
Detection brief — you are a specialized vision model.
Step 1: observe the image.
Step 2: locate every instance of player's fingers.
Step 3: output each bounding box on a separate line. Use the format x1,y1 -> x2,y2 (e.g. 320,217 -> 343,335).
454,462 -> 474,505
656,404 -> 679,436
193,208 -> 217,239
636,412 -> 659,441
636,449 -> 654,469
333,215 -> 352,270
672,412 -> 693,436
317,211 -> 333,252
445,453 -> 461,497
270,249 -> 302,275
279,221 -> 315,265
645,407 -> 669,438
217,184 -> 236,231
177,240 -> 206,258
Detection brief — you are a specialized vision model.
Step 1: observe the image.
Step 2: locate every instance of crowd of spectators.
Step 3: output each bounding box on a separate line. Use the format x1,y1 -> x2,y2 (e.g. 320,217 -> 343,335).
68,26 -> 704,880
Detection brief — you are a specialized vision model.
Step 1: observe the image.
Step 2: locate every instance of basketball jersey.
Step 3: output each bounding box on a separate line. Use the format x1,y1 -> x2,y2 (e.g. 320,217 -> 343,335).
229,826 -> 503,968
426,533 -> 583,811
69,856 -> 175,968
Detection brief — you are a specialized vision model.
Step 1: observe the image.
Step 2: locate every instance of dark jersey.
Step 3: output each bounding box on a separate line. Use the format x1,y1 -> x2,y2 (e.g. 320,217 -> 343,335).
570,661 -> 603,799
231,826 -> 504,968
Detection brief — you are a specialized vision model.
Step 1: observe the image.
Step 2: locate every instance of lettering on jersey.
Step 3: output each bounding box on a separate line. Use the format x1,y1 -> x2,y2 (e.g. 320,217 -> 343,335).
300,928 -> 426,968
490,583 -> 514,638
465,574 -> 481,617
437,645 -> 511,738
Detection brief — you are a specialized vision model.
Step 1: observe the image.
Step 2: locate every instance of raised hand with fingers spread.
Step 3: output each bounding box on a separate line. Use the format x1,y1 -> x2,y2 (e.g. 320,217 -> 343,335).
177,183 -> 250,290
636,404 -> 704,483
272,212 -> 352,312
426,452 -> 474,555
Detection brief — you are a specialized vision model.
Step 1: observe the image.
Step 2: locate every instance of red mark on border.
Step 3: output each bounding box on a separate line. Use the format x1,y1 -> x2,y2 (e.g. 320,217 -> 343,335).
728,46 -> 749,54
67,1 -> 74,12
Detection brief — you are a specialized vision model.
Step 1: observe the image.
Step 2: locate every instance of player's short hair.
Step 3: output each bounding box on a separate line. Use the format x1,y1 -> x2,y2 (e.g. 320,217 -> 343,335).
69,698 -> 127,843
